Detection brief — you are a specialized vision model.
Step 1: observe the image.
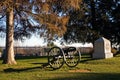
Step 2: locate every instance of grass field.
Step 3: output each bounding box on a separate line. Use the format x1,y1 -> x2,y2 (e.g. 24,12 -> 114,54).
0,54 -> 120,80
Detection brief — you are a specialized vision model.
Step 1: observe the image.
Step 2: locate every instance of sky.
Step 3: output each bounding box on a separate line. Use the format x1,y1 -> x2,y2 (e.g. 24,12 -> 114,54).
0,36 -> 47,47
0,35 -> 93,47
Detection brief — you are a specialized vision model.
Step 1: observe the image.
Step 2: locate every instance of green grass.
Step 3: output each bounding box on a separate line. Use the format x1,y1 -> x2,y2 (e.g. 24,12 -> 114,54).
0,54 -> 120,80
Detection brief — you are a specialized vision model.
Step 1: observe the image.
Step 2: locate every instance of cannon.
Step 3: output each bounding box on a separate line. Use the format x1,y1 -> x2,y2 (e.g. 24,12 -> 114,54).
48,46 -> 81,69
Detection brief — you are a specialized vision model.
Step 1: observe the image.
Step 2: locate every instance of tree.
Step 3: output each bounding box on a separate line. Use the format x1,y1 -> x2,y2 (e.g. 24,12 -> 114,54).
63,0 -> 120,48
89,0 -> 120,47
0,0 -> 81,64
63,0 -> 100,44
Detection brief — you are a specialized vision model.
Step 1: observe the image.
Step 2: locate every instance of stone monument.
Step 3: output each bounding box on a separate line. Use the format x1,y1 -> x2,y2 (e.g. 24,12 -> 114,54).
93,37 -> 113,59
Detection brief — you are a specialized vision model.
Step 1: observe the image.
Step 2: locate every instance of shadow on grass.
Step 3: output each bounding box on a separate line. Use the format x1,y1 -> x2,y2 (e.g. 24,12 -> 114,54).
80,58 -> 93,63
15,56 -> 48,60
3,62 -> 57,73
3,68 -> 120,80
4,67 -> 42,72
49,73 -> 120,80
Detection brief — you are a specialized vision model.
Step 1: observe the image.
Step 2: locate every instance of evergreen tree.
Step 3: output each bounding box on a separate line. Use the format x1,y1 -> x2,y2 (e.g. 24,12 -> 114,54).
0,0 -> 81,64
63,0 -> 120,48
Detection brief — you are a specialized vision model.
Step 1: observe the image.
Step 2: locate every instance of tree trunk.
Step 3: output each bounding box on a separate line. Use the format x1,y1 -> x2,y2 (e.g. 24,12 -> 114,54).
2,8 -> 17,64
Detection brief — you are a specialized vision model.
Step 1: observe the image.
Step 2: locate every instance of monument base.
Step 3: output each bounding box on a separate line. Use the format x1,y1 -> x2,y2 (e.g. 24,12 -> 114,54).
93,53 -> 113,59
105,53 -> 113,58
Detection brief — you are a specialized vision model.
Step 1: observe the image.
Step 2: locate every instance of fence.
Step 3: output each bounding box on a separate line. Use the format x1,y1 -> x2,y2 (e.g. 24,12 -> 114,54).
0,46 -> 93,57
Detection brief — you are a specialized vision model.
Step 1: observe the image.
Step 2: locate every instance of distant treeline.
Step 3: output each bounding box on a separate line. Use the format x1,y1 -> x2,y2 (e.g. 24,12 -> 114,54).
0,46 -> 93,57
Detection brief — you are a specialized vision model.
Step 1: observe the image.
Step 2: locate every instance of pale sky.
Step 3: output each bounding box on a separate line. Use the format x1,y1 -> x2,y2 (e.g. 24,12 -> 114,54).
0,36 -> 93,47
0,36 -> 47,47
0,38 -> 5,46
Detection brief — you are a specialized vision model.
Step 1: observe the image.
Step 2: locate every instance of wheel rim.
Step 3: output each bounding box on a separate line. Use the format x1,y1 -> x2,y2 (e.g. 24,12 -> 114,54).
65,47 -> 80,67
48,47 -> 64,69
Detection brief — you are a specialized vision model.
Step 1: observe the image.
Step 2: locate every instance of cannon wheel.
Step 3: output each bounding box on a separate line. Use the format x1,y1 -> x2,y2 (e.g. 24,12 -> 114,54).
48,47 -> 65,69
65,47 -> 81,67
